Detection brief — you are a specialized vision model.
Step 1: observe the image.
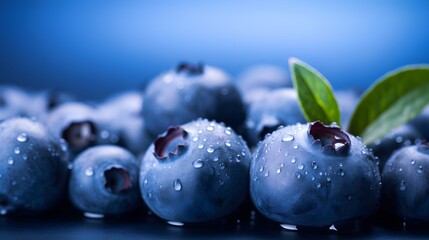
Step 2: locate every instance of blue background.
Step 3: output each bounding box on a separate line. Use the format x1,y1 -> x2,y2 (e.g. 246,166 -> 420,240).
1,1 -> 428,100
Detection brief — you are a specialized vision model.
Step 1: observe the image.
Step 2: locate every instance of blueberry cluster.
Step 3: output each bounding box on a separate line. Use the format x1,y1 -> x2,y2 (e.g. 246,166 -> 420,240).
1,63 -> 428,232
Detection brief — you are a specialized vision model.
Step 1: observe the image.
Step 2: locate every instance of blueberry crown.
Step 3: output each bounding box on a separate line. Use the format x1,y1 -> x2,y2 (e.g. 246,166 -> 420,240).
154,126 -> 188,159
308,121 -> 351,156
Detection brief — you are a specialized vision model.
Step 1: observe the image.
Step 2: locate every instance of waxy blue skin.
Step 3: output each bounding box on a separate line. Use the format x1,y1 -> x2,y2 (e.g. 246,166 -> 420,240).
245,88 -> 306,147
381,145 -> 429,222
142,64 -> 246,138
96,91 -> 152,156
250,122 -> 381,227
68,145 -> 141,216
369,124 -> 422,170
409,106 -> 429,141
140,119 -> 251,223
0,117 -> 68,215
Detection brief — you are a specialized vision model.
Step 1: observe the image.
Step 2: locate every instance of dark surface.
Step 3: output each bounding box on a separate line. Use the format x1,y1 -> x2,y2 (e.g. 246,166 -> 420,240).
1,209 -> 429,240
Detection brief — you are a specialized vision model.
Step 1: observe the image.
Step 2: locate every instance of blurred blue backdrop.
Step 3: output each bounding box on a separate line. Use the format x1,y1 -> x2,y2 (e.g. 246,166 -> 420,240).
1,1 -> 428,100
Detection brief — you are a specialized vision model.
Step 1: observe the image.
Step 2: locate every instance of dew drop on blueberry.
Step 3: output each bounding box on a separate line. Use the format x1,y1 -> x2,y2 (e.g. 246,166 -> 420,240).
298,162 -> 304,170
167,221 -> 185,227
17,133 -> 27,143
84,212 -> 105,219
399,180 -> 406,191
225,141 -> 231,147
14,147 -> 20,155
411,160 -> 416,165
290,157 -> 296,163
173,179 -> 182,191
280,224 -> 298,231
192,159 -> 203,168
282,134 -> 294,142
85,167 -> 94,176
7,158 -> 14,165
417,166 -> 423,173
207,147 -> 214,153
311,161 -> 317,170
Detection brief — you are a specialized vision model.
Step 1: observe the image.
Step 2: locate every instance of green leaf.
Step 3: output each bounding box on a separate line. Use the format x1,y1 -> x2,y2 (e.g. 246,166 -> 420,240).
348,65 -> 429,144
289,57 -> 341,126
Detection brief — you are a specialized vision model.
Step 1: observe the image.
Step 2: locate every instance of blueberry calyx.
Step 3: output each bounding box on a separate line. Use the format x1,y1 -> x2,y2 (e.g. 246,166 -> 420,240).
154,126 -> 188,159
176,63 -> 204,75
309,121 -> 350,155
62,121 -> 97,150
104,167 -> 132,193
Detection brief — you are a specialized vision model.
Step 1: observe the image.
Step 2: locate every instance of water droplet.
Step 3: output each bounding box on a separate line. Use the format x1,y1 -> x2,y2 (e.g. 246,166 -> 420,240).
144,178 -> 148,184
316,182 -> 322,188
22,154 -> 28,160
220,163 -> 225,169
0,209 -> 7,215
207,126 -> 214,131
276,169 -> 281,174
85,168 -> 94,176
311,176 -> 315,181
280,224 -> 298,231
225,141 -> 231,147
293,144 -> 299,149
225,129 -> 232,135
7,158 -> 14,165
167,221 -> 184,227
417,166 -> 424,173
395,136 -> 403,143
338,169 -> 345,176
339,162 -> 343,167
17,133 -> 27,143
311,161 -> 318,170
398,168 -> 403,172
264,171 -> 269,177
259,166 -> 264,172
198,144 -> 204,149
400,180 -> 406,191
198,130 -> 203,134
411,160 -> 416,165
298,162 -> 304,170
213,157 -> 219,162
219,179 -> 225,185
67,163 -> 73,170
14,147 -> 20,155
282,135 -> 294,142
326,176 -> 331,182
295,172 -> 301,179
193,159 -> 203,168
192,136 -> 198,142
100,130 -> 109,139
207,147 -> 214,153
173,179 -> 182,191
329,225 -> 338,231
11,181 -> 17,186
290,157 -> 296,163
84,212 -> 105,219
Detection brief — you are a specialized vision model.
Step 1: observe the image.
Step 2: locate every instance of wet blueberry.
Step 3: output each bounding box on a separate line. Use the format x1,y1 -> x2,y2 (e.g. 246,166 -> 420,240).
0,117 -> 68,215
140,119 -> 251,223
245,88 -> 306,147
250,121 -> 381,227
142,63 -> 246,138
369,124 -> 422,169
381,144 -> 429,222
68,145 -> 141,217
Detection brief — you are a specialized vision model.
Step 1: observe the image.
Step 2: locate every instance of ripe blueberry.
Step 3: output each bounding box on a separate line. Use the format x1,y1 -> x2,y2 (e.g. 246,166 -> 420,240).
250,121 -> 381,227
140,119 -> 251,223
142,63 -> 246,138
68,145 -> 141,217
0,117 -> 68,215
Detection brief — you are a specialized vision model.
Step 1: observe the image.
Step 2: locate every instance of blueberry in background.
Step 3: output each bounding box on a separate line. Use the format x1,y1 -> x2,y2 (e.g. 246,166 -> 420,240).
45,102 -> 99,158
0,86 -> 33,120
96,90 -> 152,156
68,145 -> 141,217
245,88 -> 306,147
381,144 -> 429,223
0,117 -> 68,216
142,63 -> 246,138
409,105 -> 429,141
140,119 -> 251,223
335,90 -> 360,129
235,65 -> 291,105
369,124 -> 423,170
250,121 -> 381,228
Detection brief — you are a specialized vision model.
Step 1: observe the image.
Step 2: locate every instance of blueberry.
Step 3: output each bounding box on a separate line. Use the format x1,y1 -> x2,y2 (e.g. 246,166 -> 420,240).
0,117 -> 68,215
250,121 -> 381,227
68,145 -> 141,217
409,105 -> 429,141
96,91 -> 152,155
381,144 -> 429,222
369,124 -> 422,169
45,102 -> 98,157
335,90 -> 360,129
142,63 -> 246,138
245,88 -> 306,147
236,65 -> 292,105
0,86 -> 32,120
140,119 -> 251,223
